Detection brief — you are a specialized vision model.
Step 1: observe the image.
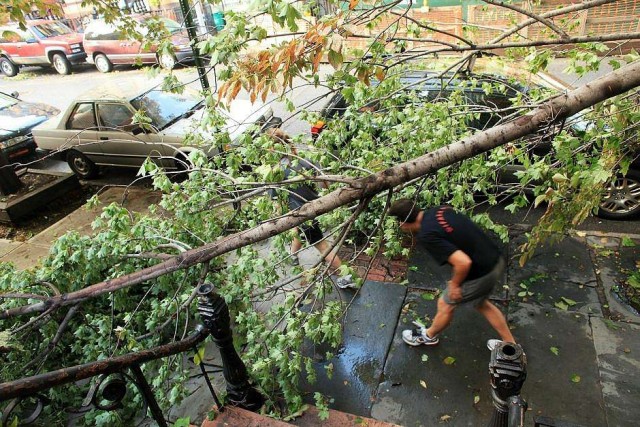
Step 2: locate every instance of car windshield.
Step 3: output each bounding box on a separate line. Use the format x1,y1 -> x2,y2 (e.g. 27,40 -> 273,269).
155,17 -> 183,34
130,89 -> 201,129
138,17 -> 183,35
30,21 -> 73,39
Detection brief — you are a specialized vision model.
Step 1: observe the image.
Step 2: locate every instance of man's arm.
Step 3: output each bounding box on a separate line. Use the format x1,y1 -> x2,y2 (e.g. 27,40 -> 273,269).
447,250 -> 472,301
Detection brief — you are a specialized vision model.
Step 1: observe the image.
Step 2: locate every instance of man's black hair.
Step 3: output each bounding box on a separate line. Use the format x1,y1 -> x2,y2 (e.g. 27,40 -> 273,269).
389,198 -> 419,223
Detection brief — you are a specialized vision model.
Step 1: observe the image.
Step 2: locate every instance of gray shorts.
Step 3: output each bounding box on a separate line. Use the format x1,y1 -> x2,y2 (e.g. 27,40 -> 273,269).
443,257 -> 506,307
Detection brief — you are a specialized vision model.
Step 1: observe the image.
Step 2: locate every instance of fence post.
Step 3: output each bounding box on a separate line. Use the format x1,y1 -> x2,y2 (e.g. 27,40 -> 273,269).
487,341 -> 527,427
197,283 -> 265,411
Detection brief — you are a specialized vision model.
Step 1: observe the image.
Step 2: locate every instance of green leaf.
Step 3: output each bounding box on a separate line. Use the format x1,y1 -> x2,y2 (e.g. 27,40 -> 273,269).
421,293 -> 435,301
328,50 -> 343,69
174,417 -> 190,427
622,237 -> 636,247
473,395 -> 480,405
421,354 -> 429,363
283,404 -> 310,421
193,345 -> 206,365
550,347 -> 559,356
534,194 -> 547,208
555,301 -> 569,311
628,275 -> 640,290
561,297 -> 577,306
571,374 -> 581,383
443,356 -> 456,365
603,319 -> 621,330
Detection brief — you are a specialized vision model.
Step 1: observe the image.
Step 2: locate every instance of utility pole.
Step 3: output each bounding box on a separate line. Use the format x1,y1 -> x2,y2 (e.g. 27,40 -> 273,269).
178,0 -> 210,91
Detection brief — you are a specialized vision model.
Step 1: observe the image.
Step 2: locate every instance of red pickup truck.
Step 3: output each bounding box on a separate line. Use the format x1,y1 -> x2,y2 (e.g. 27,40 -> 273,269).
0,20 -> 86,76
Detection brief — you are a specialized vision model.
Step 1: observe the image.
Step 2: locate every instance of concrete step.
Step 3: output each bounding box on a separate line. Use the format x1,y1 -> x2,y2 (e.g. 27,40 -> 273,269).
201,405 -> 400,427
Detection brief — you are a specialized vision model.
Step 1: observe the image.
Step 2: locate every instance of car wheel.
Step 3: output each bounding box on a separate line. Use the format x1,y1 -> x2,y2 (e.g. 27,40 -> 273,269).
94,54 -> 113,73
67,150 -> 99,179
171,152 -> 193,181
52,53 -> 72,75
0,57 -> 18,77
158,53 -> 176,70
597,169 -> 640,220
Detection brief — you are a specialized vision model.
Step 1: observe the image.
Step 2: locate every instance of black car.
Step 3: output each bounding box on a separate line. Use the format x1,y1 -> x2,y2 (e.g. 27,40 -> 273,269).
0,91 -> 59,162
311,63 -> 640,220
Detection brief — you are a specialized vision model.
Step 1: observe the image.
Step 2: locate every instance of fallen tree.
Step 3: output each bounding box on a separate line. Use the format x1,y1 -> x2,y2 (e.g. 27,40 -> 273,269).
2,0 -> 640,424
3,59 -> 639,319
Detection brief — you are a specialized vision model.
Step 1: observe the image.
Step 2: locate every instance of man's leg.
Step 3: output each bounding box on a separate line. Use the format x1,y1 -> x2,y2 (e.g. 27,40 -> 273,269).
290,231 -> 302,256
475,299 -> 515,343
426,297 -> 456,338
314,239 -> 342,271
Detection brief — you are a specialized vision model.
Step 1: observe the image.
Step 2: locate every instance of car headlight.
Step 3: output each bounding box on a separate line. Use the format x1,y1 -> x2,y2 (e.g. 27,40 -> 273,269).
4,134 -> 31,147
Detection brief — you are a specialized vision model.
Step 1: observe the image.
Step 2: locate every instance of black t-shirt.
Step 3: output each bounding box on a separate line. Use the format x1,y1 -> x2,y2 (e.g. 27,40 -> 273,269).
417,206 -> 500,280
268,157 -> 319,211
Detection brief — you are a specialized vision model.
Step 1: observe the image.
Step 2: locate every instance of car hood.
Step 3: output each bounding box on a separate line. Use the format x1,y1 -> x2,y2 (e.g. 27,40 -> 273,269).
0,101 -> 60,140
160,100 -> 271,140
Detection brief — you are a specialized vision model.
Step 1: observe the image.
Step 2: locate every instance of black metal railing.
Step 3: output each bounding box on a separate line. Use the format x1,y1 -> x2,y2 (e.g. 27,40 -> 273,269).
0,284 -> 264,427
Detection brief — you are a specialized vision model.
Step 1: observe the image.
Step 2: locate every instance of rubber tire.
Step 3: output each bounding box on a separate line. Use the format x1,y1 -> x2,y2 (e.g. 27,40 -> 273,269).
171,152 -> 193,182
0,57 -> 18,77
67,150 -> 99,179
597,169 -> 640,220
52,53 -> 71,75
94,53 -> 113,73
158,53 -> 176,70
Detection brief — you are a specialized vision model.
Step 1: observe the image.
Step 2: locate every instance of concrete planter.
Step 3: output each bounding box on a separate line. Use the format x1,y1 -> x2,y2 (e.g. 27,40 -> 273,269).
0,169 -> 80,224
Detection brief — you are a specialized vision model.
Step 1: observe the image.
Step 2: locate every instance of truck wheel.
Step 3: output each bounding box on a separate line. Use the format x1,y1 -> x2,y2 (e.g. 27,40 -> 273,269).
52,53 -> 72,75
0,57 -> 18,77
67,150 -> 99,179
158,53 -> 176,70
94,54 -> 113,73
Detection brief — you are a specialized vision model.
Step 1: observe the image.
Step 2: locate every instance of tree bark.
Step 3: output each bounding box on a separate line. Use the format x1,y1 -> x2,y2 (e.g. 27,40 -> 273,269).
2,60 -> 640,320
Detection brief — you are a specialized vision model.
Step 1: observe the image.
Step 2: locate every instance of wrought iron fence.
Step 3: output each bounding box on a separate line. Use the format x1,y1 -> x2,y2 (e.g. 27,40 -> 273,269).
0,284 -> 264,427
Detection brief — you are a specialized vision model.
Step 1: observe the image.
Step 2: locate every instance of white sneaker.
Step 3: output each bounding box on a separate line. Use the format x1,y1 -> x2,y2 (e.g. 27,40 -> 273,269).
487,339 -> 503,351
402,322 -> 439,346
336,274 -> 357,289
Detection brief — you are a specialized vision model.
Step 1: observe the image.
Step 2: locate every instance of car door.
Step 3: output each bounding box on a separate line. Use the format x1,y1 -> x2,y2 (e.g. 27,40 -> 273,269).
102,25 -> 136,65
64,102 -> 102,161
95,101 -> 171,167
0,28 -> 42,65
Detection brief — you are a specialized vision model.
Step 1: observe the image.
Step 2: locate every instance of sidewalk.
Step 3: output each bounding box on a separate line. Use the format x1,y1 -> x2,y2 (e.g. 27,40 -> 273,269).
0,187 -> 161,269
298,227 -> 640,427
2,188 -> 639,426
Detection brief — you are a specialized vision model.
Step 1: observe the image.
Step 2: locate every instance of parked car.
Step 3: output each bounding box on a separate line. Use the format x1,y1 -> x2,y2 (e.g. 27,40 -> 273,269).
83,16 -> 193,73
312,59 -> 640,220
0,91 -> 59,162
0,20 -> 86,76
31,83 -> 282,178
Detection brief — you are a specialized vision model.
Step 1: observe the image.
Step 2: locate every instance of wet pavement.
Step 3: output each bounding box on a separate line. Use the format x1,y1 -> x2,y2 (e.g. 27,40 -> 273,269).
297,228 -> 640,427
